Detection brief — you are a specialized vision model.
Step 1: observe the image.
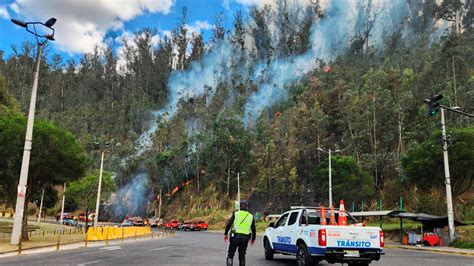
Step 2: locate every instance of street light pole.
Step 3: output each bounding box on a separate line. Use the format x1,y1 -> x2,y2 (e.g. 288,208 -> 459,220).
318,147 -> 341,208
440,108 -> 456,242
60,182 -> 67,232
10,42 -> 42,245
237,172 -> 240,206
10,17 -> 57,244
328,149 -> 332,207
94,151 -> 105,227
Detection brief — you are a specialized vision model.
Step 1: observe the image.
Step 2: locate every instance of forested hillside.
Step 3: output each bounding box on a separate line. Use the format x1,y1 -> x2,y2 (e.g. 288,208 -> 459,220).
0,0 -> 473,221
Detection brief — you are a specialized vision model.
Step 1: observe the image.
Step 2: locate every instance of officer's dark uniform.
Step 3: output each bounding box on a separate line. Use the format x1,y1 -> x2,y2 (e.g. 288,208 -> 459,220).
224,201 -> 256,266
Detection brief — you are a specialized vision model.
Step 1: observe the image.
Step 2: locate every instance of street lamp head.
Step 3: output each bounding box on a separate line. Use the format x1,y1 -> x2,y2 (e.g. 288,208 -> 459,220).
44,18 -> 56,28
334,149 -> 342,153
45,34 -> 55,41
11,18 -> 27,28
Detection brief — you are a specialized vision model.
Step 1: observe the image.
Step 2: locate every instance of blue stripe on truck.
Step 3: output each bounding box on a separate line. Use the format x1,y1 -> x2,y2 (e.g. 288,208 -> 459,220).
308,247 -> 325,255
273,243 -> 297,254
273,243 -> 326,256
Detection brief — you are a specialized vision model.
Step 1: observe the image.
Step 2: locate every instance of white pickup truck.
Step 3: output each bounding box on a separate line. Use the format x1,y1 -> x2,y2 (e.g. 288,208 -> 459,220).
263,207 -> 384,266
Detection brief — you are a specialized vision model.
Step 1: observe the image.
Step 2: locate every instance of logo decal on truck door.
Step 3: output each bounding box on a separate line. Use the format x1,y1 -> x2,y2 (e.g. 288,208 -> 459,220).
277,236 -> 292,244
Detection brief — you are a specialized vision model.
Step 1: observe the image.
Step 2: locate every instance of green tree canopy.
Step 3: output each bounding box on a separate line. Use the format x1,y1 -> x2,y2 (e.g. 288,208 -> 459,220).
66,169 -> 116,211
311,156 -> 374,206
0,74 -> 18,112
0,111 -> 88,207
402,126 -> 474,200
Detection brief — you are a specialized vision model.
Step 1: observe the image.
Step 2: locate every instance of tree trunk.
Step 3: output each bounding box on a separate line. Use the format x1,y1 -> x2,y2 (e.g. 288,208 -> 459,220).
21,198 -> 29,241
85,209 -> 89,233
397,113 -> 403,160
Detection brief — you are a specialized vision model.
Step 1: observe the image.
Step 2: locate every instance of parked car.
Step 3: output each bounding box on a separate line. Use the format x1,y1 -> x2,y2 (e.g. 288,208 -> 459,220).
55,212 -> 74,221
121,219 -> 133,227
79,212 -> 94,222
131,216 -> 144,226
164,220 -> 180,229
147,217 -> 161,228
63,218 -> 79,227
195,221 -> 209,231
179,221 -> 197,231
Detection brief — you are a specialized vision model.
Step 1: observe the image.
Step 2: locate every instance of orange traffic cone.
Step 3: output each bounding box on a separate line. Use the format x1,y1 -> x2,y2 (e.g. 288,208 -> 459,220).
329,205 -> 337,225
320,206 -> 327,225
338,199 -> 348,226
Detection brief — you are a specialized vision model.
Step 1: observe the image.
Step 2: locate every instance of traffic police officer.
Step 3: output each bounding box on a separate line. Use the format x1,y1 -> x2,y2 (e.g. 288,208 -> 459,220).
224,200 -> 256,266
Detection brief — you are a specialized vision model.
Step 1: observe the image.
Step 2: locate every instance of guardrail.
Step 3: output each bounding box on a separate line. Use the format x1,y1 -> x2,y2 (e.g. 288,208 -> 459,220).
0,228 -> 85,239
11,226 -> 176,255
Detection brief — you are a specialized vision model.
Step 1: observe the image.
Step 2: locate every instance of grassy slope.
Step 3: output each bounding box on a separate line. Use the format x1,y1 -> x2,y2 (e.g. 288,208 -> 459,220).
451,225 -> 474,249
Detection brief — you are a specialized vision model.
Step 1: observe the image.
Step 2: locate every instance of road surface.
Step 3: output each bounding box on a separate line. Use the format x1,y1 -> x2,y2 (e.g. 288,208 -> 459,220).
0,230 -> 471,265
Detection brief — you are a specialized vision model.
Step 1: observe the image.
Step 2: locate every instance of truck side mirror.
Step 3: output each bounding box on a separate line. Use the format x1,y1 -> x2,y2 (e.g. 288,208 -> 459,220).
269,222 -> 275,228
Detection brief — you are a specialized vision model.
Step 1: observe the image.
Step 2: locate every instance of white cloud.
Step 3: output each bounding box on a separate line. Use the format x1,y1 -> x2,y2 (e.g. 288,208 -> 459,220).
0,6 -> 9,19
235,0 -> 260,5
222,0 -> 231,11
185,20 -> 213,36
9,0 -> 174,54
234,0 -> 314,8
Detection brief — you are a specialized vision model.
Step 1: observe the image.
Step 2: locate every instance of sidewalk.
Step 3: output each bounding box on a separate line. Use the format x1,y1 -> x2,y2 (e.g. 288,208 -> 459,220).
385,243 -> 474,256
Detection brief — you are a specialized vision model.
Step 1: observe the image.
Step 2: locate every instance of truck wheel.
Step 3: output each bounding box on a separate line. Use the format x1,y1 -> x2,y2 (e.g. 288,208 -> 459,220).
296,243 -> 315,266
264,238 -> 274,260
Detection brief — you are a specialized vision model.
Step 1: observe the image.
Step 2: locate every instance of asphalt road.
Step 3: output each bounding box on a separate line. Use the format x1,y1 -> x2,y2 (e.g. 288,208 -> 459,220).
0,230 -> 472,265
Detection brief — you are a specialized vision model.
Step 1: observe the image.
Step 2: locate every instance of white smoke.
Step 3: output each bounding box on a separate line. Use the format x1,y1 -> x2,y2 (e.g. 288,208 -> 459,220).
111,171 -> 149,217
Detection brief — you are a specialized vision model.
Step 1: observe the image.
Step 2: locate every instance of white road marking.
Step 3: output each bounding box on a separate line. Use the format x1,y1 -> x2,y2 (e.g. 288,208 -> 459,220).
150,246 -> 172,251
182,241 -> 196,245
100,246 -> 121,251
78,259 -> 104,266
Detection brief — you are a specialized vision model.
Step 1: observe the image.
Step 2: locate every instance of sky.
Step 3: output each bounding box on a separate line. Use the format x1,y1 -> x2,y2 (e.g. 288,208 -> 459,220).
0,0 -> 276,61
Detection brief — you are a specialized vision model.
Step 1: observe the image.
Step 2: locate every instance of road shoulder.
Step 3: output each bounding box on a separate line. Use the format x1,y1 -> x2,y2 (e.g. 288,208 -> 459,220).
385,244 -> 474,256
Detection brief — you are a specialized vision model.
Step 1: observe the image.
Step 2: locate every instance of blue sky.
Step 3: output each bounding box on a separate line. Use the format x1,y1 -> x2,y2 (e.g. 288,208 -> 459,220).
0,0 -> 264,62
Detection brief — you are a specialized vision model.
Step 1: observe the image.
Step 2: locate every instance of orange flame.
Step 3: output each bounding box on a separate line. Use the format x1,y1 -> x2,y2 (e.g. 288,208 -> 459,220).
165,179 -> 193,197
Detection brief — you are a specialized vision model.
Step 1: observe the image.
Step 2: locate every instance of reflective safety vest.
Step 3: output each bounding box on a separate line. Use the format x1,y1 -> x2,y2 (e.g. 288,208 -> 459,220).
233,210 -> 253,235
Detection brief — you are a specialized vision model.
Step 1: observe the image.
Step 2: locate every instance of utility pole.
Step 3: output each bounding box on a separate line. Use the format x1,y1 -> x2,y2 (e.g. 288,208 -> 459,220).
60,182 -> 66,232
440,108 -> 456,242
158,188 -> 162,219
94,151 -> 105,227
424,95 -> 474,242
37,189 -> 44,223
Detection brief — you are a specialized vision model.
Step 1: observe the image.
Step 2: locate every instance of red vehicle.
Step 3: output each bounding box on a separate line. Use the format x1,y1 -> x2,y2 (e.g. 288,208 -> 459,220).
79,212 -> 94,222
164,220 -> 180,229
195,220 -> 208,231
179,221 -> 197,231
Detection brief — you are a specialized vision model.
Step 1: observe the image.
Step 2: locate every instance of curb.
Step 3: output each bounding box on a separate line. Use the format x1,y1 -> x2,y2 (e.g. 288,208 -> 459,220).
385,244 -> 474,256
0,240 -> 84,256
